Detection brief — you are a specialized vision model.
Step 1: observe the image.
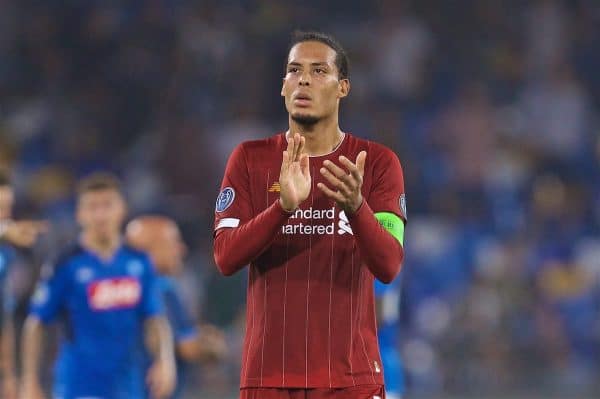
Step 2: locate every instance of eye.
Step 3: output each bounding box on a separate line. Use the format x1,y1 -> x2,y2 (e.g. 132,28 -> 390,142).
288,67 -> 299,73
315,68 -> 326,74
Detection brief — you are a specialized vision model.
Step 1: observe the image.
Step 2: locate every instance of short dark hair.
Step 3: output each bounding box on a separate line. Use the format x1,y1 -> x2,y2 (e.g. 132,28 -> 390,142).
287,31 -> 349,80
0,168 -> 10,187
76,172 -> 123,197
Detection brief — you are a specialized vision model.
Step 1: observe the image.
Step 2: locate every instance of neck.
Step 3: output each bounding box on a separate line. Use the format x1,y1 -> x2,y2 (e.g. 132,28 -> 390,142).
80,231 -> 121,260
288,113 -> 344,156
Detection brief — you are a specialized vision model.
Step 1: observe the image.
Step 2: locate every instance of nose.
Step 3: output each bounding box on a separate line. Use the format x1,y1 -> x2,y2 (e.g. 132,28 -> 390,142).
299,70 -> 311,86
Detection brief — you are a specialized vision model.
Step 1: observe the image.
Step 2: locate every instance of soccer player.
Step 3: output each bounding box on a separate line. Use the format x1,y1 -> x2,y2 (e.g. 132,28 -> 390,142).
0,170 -> 47,399
19,173 -> 176,399
375,279 -> 405,399
213,31 -> 407,399
126,215 -> 227,399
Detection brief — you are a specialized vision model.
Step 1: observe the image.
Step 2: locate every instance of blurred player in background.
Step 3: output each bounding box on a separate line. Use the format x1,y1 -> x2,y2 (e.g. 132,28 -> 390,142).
214,31 -> 407,398
375,279 -> 405,399
19,173 -> 176,399
126,215 -> 227,399
0,169 -> 47,399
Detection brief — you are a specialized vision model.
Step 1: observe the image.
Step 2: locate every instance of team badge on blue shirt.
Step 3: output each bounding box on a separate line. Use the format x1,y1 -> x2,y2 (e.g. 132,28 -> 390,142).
216,187 -> 235,212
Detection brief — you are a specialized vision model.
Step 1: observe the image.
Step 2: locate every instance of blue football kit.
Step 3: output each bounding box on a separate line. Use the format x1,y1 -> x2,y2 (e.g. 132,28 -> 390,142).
0,243 -> 16,325
146,276 -> 198,399
375,278 -> 405,398
29,243 -> 163,399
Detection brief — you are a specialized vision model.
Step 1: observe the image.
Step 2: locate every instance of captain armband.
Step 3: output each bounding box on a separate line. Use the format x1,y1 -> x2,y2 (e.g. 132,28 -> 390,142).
374,212 -> 405,246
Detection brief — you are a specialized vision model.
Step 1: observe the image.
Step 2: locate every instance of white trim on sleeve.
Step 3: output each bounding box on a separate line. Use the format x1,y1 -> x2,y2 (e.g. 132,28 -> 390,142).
216,218 -> 240,229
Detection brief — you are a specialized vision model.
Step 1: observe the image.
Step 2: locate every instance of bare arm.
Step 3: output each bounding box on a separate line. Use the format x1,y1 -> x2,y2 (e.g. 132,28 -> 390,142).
145,316 -> 176,399
1,317 -> 17,399
19,316 -> 46,399
176,324 -> 227,363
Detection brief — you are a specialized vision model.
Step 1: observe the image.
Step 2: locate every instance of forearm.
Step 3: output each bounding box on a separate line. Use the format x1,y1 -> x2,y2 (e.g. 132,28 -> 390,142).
213,200 -> 292,276
348,200 -> 404,283
145,316 -> 175,365
0,318 -> 16,379
0,220 -> 11,240
21,316 -> 44,385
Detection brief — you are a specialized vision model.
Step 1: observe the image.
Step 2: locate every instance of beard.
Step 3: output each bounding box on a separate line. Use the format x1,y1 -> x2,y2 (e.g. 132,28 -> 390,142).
291,112 -> 321,126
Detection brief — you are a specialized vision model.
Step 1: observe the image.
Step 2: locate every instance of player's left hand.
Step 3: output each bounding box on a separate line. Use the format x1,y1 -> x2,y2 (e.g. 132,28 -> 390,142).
146,358 -> 176,399
317,151 -> 367,214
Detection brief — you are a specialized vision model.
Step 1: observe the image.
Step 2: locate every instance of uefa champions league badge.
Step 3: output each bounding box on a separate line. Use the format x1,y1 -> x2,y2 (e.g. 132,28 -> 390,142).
216,187 -> 235,212
400,194 -> 407,220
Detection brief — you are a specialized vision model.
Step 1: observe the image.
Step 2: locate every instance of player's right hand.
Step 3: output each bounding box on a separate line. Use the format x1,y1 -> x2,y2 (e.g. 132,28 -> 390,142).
146,358 -> 176,399
18,382 -> 46,399
279,133 -> 311,212
3,220 -> 48,248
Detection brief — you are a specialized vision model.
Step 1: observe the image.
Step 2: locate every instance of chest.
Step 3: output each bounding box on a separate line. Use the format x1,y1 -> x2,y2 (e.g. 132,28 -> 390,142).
248,158 -> 375,251
68,259 -> 144,313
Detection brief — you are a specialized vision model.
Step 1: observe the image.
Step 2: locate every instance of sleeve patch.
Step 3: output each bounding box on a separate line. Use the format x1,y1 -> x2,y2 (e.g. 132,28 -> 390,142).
215,187 -> 236,212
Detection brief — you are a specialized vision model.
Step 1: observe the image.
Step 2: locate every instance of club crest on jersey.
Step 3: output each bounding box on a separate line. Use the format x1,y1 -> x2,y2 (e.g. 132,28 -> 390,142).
215,187 -> 235,212
400,194 -> 407,220
76,267 -> 94,283
127,260 -> 144,277
338,211 -> 354,235
87,277 -> 141,311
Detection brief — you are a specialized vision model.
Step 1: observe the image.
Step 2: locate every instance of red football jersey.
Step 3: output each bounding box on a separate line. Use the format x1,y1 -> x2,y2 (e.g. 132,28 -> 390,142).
214,132 -> 406,388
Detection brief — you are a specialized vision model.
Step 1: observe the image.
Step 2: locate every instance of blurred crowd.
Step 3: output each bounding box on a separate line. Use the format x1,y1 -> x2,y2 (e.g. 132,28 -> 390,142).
1,0 -> 599,396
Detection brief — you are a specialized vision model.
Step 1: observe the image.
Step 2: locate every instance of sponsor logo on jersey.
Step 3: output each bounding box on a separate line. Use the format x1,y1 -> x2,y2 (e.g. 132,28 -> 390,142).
399,194 -> 407,220
281,207 -> 353,236
268,182 -> 281,192
338,211 -> 353,235
215,187 -> 235,212
87,277 -> 141,311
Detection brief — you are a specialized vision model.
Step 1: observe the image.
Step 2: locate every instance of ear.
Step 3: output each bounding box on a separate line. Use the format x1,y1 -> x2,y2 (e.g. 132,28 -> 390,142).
338,79 -> 350,99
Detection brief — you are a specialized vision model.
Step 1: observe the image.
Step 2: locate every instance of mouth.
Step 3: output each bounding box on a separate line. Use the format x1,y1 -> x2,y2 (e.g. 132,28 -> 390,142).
293,93 -> 312,107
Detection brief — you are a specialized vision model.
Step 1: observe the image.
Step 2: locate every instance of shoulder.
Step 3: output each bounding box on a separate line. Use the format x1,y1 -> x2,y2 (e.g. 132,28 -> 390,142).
121,244 -> 150,261
40,243 -> 84,279
347,134 -> 402,166
233,133 -> 284,162
53,243 -> 85,269
121,244 -> 153,271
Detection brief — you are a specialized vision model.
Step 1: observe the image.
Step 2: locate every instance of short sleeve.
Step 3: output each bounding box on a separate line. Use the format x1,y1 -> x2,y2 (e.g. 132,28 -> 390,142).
140,257 -> 164,319
367,147 -> 407,224
214,143 -> 253,232
29,262 -> 70,324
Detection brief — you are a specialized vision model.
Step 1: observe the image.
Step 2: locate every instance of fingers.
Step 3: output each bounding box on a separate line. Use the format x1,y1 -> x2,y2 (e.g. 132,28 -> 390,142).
356,151 -> 367,176
319,166 -> 353,197
339,155 -> 362,182
300,153 -> 310,178
317,182 -> 345,202
321,160 -> 356,191
283,133 -> 305,170
295,135 -> 305,162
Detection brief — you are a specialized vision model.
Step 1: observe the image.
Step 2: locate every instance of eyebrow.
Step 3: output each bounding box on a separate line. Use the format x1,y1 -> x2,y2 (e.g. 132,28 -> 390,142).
287,62 -> 330,67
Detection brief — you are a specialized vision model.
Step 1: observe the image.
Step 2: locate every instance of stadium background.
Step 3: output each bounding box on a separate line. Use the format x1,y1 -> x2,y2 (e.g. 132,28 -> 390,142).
1,0 -> 599,398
